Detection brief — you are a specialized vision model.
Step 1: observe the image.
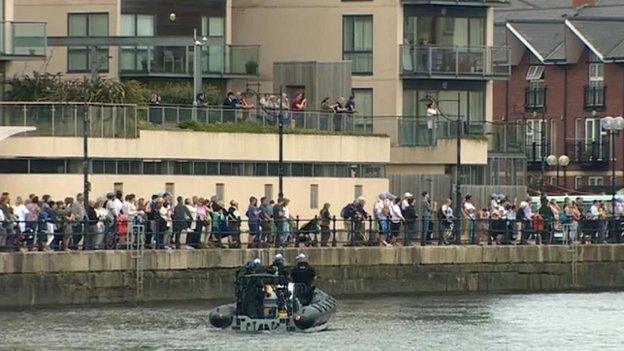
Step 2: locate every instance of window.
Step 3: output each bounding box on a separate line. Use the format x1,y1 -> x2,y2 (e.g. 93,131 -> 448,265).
526,119 -> 547,160
216,183 -> 225,201
588,176 -> 604,187
143,161 -> 162,175
30,159 -> 66,174
525,81 -> 546,111
526,66 -> 544,81
68,13 -> 109,72
589,52 -> 604,82
352,88 -> 373,132
165,182 -> 175,196
0,159 -> 28,173
202,16 -> 224,37
343,15 -> 373,75
264,184 -> 273,201
173,161 -> 191,175
120,14 -> 154,71
310,184 -> 319,209
114,182 -> 124,193
575,176 -> 583,189
354,185 -> 363,199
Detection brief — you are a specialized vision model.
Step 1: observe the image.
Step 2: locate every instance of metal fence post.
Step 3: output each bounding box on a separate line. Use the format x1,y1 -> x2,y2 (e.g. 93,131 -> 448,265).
331,215 -> 337,247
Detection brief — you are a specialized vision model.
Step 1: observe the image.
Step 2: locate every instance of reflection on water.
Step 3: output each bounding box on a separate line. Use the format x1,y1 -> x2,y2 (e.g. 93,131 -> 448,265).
1,293 -> 623,351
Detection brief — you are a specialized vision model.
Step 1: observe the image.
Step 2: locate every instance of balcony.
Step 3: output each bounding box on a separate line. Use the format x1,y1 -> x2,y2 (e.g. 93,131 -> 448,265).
402,0 -> 510,5
119,45 -> 260,78
396,118 -> 487,147
526,141 -> 549,170
565,139 -> 610,168
400,45 -> 510,79
525,86 -> 547,112
0,21 -> 47,60
488,122 -> 526,155
584,84 -> 606,111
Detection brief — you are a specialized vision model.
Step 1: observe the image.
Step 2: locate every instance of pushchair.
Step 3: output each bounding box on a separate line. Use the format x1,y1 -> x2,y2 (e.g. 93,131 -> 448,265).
296,218 -> 320,247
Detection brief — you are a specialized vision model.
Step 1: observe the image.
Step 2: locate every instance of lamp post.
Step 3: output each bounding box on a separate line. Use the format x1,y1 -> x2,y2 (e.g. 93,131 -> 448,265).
193,29 -> 209,97
546,154 -> 570,190
601,116 -> 624,229
245,86 -> 286,200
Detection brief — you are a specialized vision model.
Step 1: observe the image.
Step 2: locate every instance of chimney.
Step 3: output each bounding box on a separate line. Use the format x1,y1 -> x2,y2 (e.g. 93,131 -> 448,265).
572,0 -> 597,8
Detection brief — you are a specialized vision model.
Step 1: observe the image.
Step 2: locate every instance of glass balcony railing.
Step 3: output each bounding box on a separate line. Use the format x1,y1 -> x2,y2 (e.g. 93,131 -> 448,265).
0,21 -> 46,58
402,0 -> 510,5
400,45 -> 510,78
0,103 -> 138,138
119,45 -> 260,77
397,117 -> 488,147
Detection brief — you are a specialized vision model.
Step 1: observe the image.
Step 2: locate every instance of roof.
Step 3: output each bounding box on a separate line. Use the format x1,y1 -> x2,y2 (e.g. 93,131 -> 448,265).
0,127 -> 36,141
506,21 -> 567,62
496,0 -> 624,62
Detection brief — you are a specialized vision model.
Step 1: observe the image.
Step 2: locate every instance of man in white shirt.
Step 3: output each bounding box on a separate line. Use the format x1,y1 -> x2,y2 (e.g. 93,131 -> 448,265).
13,197 -> 29,233
426,101 -> 439,146
401,192 -> 413,211
113,191 -> 124,217
589,200 -> 600,220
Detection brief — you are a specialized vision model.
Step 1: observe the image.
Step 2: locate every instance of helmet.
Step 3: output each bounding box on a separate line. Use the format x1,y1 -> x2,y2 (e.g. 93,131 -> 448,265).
296,253 -> 307,262
274,253 -> 284,262
253,258 -> 261,267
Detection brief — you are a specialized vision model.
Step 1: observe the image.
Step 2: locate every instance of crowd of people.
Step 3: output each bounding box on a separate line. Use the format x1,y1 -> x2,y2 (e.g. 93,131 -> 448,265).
1,190 -> 623,252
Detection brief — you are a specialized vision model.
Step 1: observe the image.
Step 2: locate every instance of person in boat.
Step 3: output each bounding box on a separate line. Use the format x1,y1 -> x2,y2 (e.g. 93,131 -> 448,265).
290,253 -> 316,305
267,253 -> 289,278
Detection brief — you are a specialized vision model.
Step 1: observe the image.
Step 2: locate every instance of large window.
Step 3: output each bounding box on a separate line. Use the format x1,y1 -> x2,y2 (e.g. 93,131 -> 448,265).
352,88 -> 373,132
120,14 -> 154,71
67,13 -> 108,72
403,89 -> 484,122
343,15 -> 373,75
404,15 -> 484,47
68,13 -> 109,72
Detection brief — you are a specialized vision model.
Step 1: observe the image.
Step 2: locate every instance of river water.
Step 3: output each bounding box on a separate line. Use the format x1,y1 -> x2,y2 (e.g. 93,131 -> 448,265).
1,292 -> 623,351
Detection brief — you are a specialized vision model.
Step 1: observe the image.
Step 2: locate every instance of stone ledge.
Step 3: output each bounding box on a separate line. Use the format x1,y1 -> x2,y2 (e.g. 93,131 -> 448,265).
1,245 -> 624,274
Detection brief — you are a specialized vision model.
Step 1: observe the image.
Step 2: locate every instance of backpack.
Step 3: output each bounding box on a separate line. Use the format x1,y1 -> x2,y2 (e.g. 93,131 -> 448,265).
340,204 -> 355,219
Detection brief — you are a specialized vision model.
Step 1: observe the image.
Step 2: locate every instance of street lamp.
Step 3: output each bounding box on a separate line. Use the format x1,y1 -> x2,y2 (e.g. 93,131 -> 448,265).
193,30 -> 209,97
245,86 -> 286,200
601,116 -> 624,236
546,154 -> 570,190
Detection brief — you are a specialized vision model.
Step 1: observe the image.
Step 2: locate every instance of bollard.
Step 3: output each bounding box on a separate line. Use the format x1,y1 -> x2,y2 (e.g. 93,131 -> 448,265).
331,215 -> 337,247
295,215 -> 300,247
367,216 -> 375,246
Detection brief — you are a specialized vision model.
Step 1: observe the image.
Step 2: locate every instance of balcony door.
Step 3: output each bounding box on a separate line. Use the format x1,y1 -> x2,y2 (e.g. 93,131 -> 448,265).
584,118 -> 606,159
526,119 -> 546,160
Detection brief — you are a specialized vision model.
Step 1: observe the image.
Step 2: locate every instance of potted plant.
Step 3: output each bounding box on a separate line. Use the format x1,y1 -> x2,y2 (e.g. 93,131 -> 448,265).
245,60 -> 258,74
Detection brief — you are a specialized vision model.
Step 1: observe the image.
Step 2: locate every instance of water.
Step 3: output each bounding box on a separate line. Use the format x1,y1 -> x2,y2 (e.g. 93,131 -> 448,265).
1,293 -> 623,351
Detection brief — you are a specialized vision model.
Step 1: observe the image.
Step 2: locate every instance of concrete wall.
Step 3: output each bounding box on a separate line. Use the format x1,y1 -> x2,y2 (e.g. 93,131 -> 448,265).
391,139 -> 489,166
0,130 -> 390,218
2,245 -> 624,307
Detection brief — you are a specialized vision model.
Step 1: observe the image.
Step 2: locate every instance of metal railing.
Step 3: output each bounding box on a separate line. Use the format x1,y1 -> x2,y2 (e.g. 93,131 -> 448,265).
565,139 -> 610,165
140,105 -> 374,134
0,21 -> 46,58
0,102 -> 139,138
400,45 -> 510,78
403,0 -> 510,4
119,45 -> 260,76
488,122 -> 526,154
526,141 -> 549,163
2,216 -> 620,252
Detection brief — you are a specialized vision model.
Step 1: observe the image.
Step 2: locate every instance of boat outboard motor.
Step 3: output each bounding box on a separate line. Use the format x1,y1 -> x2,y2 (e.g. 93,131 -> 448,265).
209,304 -> 235,329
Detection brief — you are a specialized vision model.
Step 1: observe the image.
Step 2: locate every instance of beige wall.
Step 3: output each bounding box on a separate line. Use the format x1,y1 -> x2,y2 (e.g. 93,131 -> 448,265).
390,139 -> 488,166
232,0 -> 402,116
7,0 -> 120,79
0,175 -> 387,220
0,130 -> 391,162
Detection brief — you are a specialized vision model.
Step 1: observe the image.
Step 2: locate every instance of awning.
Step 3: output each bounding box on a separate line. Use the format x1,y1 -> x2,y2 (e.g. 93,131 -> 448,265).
0,126 -> 36,141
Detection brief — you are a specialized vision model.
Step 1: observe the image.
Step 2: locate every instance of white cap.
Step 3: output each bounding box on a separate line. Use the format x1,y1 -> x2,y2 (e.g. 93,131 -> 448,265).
274,253 -> 284,261
296,253 -> 307,261
404,192 -> 413,198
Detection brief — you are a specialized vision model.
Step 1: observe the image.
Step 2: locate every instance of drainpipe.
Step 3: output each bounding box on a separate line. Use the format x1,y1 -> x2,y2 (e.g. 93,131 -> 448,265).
563,65 -> 568,189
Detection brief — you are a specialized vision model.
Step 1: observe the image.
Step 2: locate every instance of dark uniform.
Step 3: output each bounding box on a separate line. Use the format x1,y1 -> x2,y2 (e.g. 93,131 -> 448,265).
290,261 -> 316,305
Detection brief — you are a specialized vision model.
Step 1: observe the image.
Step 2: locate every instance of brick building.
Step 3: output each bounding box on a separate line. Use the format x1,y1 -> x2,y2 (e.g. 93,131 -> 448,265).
494,0 -> 624,194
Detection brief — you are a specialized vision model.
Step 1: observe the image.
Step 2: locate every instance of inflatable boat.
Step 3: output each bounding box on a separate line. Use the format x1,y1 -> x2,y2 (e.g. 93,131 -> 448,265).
209,273 -> 336,332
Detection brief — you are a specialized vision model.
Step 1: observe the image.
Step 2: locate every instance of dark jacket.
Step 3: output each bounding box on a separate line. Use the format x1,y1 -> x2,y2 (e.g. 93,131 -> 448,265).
172,204 -> 191,231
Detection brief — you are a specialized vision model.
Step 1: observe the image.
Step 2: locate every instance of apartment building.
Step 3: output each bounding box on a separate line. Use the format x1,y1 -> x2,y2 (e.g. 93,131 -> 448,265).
7,0 -> 258,86
232,0 -> 520,187
493,0 -> 624,194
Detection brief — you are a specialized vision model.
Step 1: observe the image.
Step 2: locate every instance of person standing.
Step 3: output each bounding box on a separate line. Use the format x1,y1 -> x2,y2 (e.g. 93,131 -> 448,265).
70,193 -> 86,250
389,197 -> 405,245
463,195 -> 477,244
426,101 -> 439,146
227,200 -> 242,248
402,197 -> 417,245
246,197 -> 261,248
172,196 -> 192,249
259,197 -> 272,247
421,192 -> 432,245
319,203 -> 332,247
